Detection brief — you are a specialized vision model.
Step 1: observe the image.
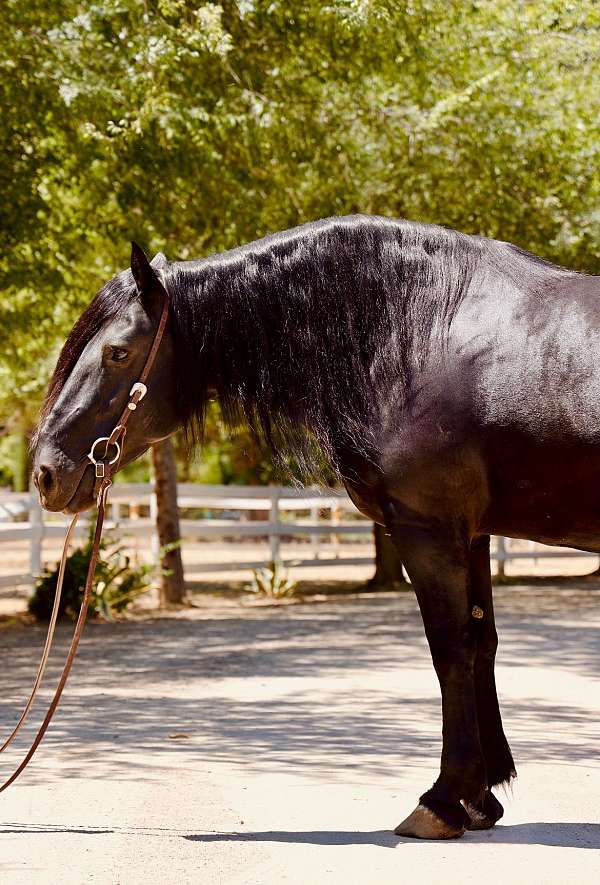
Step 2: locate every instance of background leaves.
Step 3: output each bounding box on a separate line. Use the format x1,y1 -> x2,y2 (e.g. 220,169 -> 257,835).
2,0 -> 599,473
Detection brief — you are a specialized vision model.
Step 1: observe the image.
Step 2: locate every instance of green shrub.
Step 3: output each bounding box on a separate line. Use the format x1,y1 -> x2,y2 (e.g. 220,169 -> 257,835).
29,525 -> 154,621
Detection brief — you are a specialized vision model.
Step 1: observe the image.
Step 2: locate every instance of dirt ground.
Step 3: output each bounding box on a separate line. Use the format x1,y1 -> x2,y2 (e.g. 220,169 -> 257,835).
0,584 -> 598,884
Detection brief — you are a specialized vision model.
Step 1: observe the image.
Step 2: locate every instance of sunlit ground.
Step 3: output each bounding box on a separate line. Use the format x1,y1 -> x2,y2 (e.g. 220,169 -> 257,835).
0,586 -> 598,884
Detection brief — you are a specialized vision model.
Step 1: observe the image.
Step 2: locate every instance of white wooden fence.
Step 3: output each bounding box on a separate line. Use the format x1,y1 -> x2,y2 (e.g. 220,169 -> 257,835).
0,484 -> 597,592
0,484 -> 371,592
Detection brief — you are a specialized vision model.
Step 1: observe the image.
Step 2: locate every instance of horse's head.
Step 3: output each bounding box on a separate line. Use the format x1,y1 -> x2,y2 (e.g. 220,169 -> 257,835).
32,244 -> 179,513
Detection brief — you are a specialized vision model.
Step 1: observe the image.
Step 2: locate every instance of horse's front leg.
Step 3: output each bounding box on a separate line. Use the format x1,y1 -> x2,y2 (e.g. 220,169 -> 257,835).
392,522 -> 485,839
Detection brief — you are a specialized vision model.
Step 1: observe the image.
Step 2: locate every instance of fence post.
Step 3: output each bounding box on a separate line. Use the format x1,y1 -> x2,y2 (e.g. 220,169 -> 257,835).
29,487 -> 43,586
496,535 -> 506,579
269,486 -> 281,564
149,483 -> 160,561
129,500 -> 140,563
331,503 -> 340,559
310,490 -> 320,560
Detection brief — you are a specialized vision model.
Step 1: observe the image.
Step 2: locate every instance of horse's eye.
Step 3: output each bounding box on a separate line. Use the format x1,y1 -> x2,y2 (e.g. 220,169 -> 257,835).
109,347 -> 129,363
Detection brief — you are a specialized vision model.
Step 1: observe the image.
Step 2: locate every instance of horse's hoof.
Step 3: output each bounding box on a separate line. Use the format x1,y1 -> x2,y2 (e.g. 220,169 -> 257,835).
464,790 -> 504,830
394,804 -> 466,840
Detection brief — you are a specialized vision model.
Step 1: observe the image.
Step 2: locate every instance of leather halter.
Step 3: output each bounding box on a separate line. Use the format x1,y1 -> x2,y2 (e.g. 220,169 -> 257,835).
0,287 -> 170,793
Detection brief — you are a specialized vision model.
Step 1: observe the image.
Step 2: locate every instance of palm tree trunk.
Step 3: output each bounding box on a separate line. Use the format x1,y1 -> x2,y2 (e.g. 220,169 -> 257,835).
151,438 -> 185,605
367,523 -> 408,590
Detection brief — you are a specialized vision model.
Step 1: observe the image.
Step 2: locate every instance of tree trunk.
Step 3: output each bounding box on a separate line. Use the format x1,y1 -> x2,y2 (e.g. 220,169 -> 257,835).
13,425 -> 30,492
151,438 -> 185,605
367,523 -> 408,590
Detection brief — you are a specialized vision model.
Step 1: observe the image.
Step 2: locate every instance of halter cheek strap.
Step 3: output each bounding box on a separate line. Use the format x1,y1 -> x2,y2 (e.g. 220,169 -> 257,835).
0,286 -> 170,792
88,291 -> 170,500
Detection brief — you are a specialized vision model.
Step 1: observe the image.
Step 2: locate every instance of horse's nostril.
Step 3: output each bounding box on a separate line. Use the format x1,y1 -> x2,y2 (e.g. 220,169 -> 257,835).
37,465 -> 55,497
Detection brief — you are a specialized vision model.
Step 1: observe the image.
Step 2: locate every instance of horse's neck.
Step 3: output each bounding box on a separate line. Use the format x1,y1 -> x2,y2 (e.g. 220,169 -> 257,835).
167,243 -> 382,475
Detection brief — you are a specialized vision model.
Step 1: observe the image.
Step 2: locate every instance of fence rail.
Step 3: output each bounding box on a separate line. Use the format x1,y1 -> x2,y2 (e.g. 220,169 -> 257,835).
0,484 -> 597,592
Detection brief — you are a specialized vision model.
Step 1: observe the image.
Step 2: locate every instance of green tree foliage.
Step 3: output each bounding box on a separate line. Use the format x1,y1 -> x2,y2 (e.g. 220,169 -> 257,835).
2,1 -> 600,464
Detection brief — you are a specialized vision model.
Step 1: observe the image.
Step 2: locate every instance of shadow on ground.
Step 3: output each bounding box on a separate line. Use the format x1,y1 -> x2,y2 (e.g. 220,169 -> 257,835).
3,820 -> 597,851
184,821 -> 600,849
0,588 -> 598,786
0,821 -> 600,850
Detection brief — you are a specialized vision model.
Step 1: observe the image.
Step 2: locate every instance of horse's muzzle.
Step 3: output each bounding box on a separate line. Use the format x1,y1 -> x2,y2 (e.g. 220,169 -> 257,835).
32,444 -> 93,513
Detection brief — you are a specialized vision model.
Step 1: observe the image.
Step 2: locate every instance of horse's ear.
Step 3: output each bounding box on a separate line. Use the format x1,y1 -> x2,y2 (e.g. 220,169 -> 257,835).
130,241 -> 153,292
130,242 -> 167,316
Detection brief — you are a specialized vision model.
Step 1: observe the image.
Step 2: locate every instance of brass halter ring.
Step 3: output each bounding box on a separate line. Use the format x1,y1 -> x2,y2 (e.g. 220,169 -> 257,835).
87,436 -> 121,478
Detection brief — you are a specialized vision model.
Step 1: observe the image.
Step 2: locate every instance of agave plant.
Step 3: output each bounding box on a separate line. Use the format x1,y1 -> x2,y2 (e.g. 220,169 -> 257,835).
247,560 -> 298,599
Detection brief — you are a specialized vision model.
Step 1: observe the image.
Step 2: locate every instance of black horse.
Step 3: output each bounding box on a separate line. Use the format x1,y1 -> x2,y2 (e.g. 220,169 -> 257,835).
32,215 -> 599,839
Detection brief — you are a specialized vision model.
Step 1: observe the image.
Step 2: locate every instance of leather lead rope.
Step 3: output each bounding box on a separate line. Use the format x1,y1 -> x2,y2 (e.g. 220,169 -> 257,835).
0,485 -> 109,793
0,287 -> 169,792
0,513 -> 79,755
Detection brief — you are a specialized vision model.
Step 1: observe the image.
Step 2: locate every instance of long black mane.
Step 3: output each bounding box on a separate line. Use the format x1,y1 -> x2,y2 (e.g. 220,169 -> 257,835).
40,215 -> 575,477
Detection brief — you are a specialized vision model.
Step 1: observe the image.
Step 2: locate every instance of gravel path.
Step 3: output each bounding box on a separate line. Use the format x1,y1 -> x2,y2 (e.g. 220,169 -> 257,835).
0,586 -> 599,884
